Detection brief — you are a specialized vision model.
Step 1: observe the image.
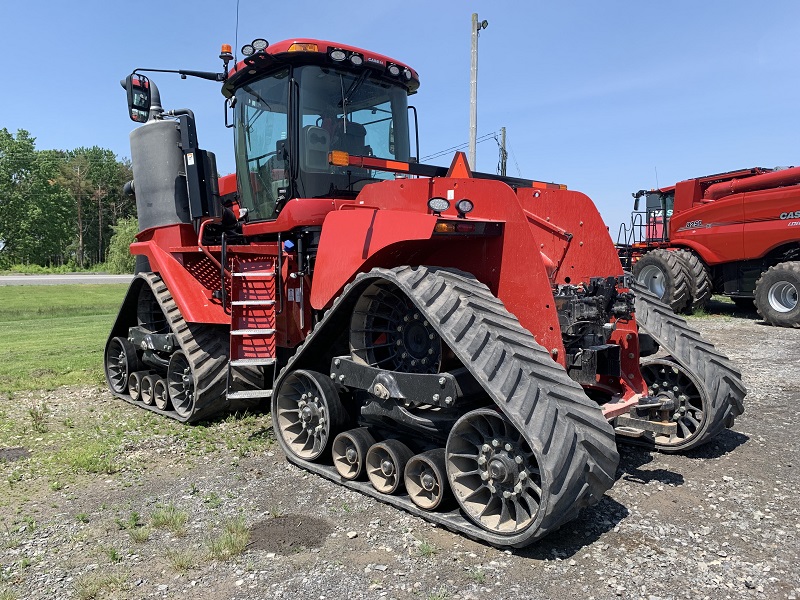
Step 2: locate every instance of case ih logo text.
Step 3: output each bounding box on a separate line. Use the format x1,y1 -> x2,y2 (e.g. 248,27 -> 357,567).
780,211 -> 800,219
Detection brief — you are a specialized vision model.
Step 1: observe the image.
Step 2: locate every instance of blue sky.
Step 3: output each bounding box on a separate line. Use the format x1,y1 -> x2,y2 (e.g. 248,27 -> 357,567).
3,1 -> 800,231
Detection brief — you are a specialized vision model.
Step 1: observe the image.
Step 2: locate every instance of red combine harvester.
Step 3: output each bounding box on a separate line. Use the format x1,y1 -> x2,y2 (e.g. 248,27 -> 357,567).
105,38 -> 745,547
618,167 -> 800,326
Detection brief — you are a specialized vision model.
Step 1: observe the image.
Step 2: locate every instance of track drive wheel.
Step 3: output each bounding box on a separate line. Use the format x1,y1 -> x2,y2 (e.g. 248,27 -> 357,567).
754,262 -> 800,327
105,337 -> 141,394
405,449 -> 449,510
633,249 -> 692,313
366,440 -> 414,494
446,409 -> 542,535
332,428 -> 376,480
274,370 -> 347,462
673,249 -> 712,311
639,358 -> 710,452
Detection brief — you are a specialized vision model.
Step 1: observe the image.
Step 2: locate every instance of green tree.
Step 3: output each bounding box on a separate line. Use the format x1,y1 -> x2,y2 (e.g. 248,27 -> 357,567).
105,216 -> 138,274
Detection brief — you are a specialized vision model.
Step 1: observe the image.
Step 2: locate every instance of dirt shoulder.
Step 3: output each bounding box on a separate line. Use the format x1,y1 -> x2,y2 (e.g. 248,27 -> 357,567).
1,311 -> 798,600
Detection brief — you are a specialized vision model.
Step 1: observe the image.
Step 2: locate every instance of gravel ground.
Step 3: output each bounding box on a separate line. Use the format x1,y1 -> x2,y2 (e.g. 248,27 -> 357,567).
1,304 -> 798,600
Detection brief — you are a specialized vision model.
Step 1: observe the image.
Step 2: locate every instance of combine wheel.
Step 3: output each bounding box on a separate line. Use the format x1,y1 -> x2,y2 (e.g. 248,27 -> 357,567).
673,249 -> 712,311
639,358 -> 708,452
128,371 -> 147,401
332,428 -> 376,480
632,249 -> 691,313
366,440 -> 414,494
140,374 -> 157,406
153,378 -> 170,410
274,370 -> 346,462
105,337 -> 141,394
404,449 -> 449,510
167,351 -> 195,418
446,409 -> 541,536
754,262 -> 800,327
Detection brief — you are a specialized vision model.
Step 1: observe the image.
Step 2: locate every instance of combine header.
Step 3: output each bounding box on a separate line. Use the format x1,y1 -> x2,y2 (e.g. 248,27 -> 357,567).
105,38 -> 746,547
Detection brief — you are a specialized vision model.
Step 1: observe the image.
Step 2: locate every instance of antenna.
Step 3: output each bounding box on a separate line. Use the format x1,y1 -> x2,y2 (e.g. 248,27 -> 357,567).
234,0 -> 241,65
654,166 -> 659,189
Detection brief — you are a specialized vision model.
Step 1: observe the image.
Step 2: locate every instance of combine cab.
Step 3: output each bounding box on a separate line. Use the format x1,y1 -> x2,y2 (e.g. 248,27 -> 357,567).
105,38 -> 746,547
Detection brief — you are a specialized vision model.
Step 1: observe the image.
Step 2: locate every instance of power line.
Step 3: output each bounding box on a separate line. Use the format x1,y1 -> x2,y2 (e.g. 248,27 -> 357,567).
421,131 -> 499,162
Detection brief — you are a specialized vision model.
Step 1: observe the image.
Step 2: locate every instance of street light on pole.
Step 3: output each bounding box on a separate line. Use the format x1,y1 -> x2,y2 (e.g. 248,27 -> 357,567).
469,13 -> 488,170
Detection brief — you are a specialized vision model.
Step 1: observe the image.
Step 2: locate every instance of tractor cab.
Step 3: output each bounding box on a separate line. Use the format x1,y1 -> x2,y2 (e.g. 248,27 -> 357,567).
223,39 -> 418,222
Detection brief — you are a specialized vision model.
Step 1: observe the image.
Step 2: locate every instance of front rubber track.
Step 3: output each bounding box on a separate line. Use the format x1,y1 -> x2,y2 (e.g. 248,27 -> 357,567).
273,266 -> 619,548
632,282 -> 747,450
106,273 -> 256,423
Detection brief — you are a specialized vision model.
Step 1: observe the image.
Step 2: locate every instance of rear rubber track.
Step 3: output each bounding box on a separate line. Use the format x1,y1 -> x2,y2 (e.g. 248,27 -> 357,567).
632,281 -> 746,450
111,273 -> 259,423
274,266 -> 619,548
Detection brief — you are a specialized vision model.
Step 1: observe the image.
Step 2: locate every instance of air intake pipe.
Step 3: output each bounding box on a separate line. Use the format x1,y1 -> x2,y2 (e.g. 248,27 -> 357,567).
703,165 -> 800,201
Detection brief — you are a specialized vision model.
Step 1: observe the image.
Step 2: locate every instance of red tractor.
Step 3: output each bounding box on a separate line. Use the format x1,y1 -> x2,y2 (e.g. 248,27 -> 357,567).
105,38 -> 745,548
618,167 -> 800,326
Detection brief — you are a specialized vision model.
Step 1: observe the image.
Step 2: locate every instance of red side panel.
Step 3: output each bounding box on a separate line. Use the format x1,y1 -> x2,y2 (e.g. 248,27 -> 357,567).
130,224 -> 229,325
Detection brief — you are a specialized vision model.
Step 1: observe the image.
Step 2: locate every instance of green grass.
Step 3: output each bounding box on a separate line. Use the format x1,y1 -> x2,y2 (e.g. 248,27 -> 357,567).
0,284 -> 126,392
151,504 -> 189,535
207,517 -> 250,559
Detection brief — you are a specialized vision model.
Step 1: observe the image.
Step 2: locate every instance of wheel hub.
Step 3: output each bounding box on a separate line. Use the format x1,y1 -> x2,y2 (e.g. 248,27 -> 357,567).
380,459 -> 395,476
345,446 -> 358,464
420,470 -> 437,492
768,281 -> 798,313
487,455 -> 516,484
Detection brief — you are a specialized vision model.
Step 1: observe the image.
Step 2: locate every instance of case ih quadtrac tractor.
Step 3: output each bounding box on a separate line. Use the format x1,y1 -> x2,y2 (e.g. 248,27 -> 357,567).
105,38 -> 745,548
618,167 -> 800,326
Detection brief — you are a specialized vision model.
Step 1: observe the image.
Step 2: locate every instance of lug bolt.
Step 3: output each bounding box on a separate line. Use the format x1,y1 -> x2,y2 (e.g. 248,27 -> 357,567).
491,439 -> 501,448
477,456 -> 487,466
518,470 -> 527,480
438,377 -> 446,386
432,394 -> 440,402
396,340 -> 403,346
334,358 -> 341,367
488,484 -> 496,494
423,320 -> 429,326
480,472 -> 489,481
429,333 -> 436,340
503,490 -> 512,499
481,444 -> 492,453
504,443 -> 512,452
330,373 -> 336,379
339,374 -> 346,382
514,456 -> 523,465
445,397 -> 454,406
397,326 -> 403,332
413,313 -> 420,320
403,316 -> 410,322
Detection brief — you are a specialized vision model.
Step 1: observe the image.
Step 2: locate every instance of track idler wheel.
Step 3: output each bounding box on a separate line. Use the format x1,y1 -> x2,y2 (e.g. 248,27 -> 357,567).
366,440 -> 414,494
404,448 -> 449,510
140,374 -> 158,406
274,370 -> 347,462
446,409 -> 542,535
639,357 -> 708,452
105,337 -> 141,394
153,378 -> 170,411
167,351 -> 194,419
332,428 -> 376,480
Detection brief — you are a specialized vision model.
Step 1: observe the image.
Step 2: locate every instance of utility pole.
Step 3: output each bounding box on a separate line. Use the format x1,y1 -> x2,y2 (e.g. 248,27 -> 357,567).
469,13 -> 488,170
499,127 -> 507,176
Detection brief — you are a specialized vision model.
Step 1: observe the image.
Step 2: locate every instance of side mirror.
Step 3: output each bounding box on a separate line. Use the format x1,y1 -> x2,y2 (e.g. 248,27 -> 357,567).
633,197 -> 640,211
125,74 -> 151,123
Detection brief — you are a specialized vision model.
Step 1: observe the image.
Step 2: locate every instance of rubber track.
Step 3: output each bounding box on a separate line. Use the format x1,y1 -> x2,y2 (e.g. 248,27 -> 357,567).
274,266 -> 619,548
632,282 -> 747,451
674,249 -> 713,311
111,274 -> 259,423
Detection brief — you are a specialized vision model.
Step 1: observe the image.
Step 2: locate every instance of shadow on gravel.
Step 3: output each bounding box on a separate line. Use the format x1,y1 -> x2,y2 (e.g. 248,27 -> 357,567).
617,447 -> 685,486
249,515 -> 333,554
515,495 -> 629,560
700,299 -> 760,322
683,428 -> 749,460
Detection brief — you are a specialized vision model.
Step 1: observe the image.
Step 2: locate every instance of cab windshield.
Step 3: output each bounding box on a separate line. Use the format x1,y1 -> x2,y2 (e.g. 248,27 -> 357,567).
234,64 -> 411,221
